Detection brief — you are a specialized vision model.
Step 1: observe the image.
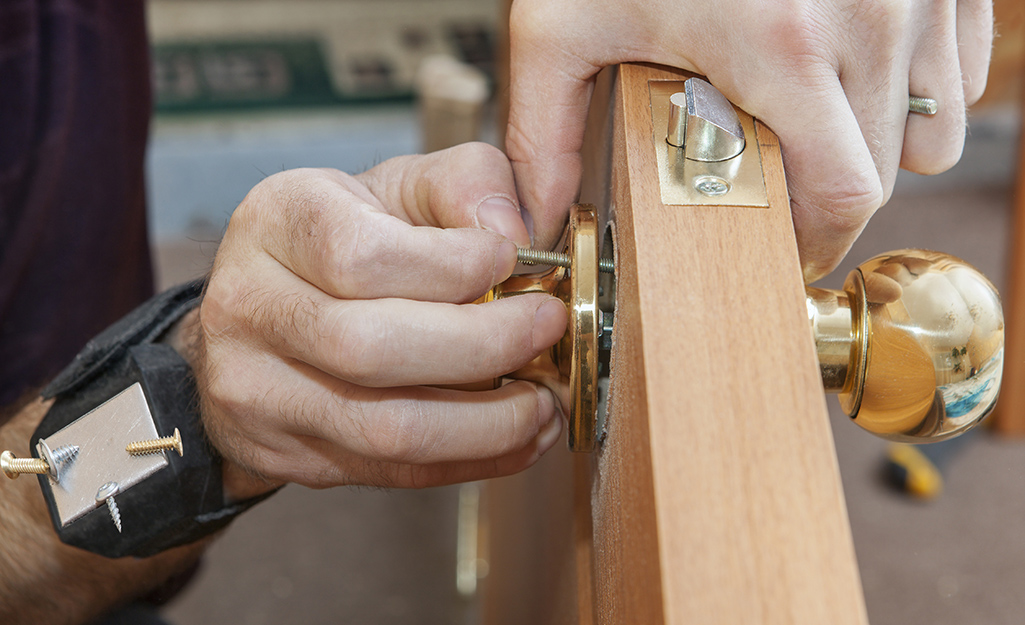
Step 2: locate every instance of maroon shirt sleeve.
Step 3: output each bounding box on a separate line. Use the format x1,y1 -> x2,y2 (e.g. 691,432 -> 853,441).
0,0 -> 154,410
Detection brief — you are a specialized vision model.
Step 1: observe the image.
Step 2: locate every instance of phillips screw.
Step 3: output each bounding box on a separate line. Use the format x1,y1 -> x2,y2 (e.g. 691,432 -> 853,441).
126,428 -> 183,457
96,481 -> 122,533
1,443 -> 79,481
517,248 -> 614,274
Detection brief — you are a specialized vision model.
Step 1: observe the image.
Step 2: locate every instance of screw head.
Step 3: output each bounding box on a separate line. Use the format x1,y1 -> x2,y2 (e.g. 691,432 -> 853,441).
1,450 -> 18,479
95,481 -> 120,503
694,176 -> 730,197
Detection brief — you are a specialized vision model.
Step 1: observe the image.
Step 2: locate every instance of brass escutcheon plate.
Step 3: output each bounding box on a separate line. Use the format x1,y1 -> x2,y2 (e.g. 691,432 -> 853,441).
649,80 -> 769,208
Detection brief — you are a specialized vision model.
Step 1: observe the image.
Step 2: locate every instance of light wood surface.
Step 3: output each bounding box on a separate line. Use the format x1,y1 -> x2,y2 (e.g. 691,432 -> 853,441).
483,62 -> 869,624
993,76 -> 1025,435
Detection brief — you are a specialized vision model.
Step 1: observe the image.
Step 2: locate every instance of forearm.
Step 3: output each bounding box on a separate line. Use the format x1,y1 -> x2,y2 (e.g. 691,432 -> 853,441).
0,395 -> 207,625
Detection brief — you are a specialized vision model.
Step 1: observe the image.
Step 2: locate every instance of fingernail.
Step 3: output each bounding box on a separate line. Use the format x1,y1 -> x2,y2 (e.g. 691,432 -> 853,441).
519,205 -> 535,245
532,299 -> 568,351
493,240 -> 518,284
477,196 -> 531,247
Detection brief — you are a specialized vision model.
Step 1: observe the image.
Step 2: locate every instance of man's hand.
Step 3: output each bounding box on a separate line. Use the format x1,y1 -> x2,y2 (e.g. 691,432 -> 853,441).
507,0 -> 993,281
194,143 -> 567,495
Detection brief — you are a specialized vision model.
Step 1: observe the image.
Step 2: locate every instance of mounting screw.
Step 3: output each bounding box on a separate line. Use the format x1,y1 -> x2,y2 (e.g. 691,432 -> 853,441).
36,441 -> 80,482
96,481 -> 122,533
694,176 -> 731,197
126,428 -> 183,457
517,248 -> 615,274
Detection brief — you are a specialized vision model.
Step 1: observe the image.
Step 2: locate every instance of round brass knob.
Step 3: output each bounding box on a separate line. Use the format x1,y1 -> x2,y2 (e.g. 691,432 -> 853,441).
810,250 -> 1004,442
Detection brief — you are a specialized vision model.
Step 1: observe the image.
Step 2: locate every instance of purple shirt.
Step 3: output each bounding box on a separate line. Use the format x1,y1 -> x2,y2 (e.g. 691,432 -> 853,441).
0,0 -> 154,409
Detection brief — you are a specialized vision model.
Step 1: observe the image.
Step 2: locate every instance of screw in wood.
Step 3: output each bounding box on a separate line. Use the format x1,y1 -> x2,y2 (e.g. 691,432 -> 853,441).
517,248 -> 615,274
96,481 -> 122,533
125,428 -> 183,457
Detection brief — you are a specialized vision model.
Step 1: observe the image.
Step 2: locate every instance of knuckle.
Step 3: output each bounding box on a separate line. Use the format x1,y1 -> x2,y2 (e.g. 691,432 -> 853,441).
450,141 -> 505,167
757,3 -> 833,66
797,172 -> 884,234
200,270 -> 248,337
848,0 -> 911,49
330,214 -> 392,295
509,0 -> 557,44
328,305 -> 388,385
363,399 -> 434,464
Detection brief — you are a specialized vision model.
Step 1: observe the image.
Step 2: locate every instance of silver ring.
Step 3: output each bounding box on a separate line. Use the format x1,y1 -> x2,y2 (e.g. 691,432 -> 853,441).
909,96 -> 938,116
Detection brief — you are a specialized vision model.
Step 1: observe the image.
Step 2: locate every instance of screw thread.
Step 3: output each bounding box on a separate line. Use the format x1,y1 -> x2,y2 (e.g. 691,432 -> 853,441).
909,96 -> 938,115
7,457 -> 48,475
51,445 -> 79,468
126,429 -> 182,457
106,498 -> 122,533
517,248 -> 571,268
517,248 -> 615,274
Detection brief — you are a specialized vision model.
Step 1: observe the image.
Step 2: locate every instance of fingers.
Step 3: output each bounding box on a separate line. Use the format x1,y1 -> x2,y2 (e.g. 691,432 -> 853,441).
246,168 -> 519,303
763,76 -> 884,281
903,1 -> 966,175
202,346 -> 563,484
357,143 -> 532,246
505,1 -> 601,250
214,260 -> 568,387
956,0 -> 994,105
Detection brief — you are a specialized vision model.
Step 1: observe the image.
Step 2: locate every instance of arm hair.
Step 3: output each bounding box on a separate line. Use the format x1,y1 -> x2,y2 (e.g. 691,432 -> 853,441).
0,394 -> 208,625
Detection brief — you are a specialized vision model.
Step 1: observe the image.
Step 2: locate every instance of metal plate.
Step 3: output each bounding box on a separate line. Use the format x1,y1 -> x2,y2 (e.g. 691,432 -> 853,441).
42,383 -> 167,526
649,80 -> 769,208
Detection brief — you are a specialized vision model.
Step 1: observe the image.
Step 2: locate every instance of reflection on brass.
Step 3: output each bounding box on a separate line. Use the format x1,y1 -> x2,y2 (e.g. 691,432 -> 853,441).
809,250 -> 1004,442
493,222 -> 1002,447
650,80 -> 769,208
492,205 -> 602,452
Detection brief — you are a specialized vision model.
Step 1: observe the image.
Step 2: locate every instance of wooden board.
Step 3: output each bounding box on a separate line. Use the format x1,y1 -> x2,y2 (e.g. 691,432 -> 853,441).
482,63 -> 869,624
992,81 -> 1025,435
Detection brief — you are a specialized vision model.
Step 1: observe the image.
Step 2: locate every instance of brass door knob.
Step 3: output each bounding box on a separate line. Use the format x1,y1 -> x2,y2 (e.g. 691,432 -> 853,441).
493,206 -> 1004,449
809,251 -> 1003,442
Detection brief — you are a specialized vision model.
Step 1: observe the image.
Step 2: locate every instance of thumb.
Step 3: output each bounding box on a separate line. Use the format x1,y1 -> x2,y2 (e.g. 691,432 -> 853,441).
505,11 -> 600,251
356,143 -> 531,246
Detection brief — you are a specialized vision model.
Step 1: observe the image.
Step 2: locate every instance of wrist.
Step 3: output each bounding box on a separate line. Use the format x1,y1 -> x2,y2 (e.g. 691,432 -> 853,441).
162,308 -> 283,502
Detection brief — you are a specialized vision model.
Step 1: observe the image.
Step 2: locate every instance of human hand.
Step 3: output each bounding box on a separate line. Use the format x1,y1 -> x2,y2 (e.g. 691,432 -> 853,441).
192,143 -> 567,496
507,0 -> 993,281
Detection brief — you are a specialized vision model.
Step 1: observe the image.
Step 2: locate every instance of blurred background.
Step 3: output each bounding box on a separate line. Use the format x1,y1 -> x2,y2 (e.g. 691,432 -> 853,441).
142,0 -> 1025,623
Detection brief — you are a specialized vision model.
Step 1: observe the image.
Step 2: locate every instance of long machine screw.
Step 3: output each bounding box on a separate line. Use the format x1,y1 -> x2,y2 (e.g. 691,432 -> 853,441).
126,428 -> 183,457
96,481 -> 122,533
517,248 -> 615,274
908,96 -> 938,116
1,450 -> 48,480
1,443 -> 80,481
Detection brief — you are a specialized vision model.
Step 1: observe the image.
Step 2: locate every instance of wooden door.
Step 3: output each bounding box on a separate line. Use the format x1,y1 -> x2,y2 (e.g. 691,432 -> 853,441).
481,63 -> 869,625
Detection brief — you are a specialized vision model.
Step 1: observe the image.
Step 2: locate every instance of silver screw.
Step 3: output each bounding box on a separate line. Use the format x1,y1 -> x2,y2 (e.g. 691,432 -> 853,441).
96,481 -> 122,533
36,441 -> 80,482
694,176 -> 730,197
517,248 -> 615,274
909,96 -> 938,116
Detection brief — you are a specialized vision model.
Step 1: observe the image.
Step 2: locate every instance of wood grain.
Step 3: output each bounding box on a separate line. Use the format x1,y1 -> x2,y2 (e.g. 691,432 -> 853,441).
483,63 -> 869,624
993,84 -> 1025,435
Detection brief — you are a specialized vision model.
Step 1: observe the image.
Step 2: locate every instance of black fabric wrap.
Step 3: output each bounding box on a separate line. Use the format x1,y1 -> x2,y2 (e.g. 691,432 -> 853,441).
42,279 -> 206,400
32,280 -> 275,558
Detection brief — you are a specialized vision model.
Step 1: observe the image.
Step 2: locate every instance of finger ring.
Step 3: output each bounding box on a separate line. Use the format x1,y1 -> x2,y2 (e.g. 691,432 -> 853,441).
909,96 -> 938,116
